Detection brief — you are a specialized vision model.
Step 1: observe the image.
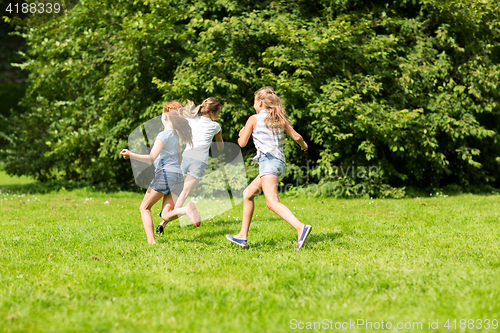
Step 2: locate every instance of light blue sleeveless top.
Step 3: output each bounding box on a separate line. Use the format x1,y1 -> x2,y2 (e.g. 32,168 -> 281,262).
252,110 -> 285,163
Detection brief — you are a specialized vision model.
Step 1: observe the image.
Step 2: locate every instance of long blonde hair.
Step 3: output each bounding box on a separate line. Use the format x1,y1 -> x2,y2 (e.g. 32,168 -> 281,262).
163,101 -> 193,147
254,86 -> 288,129
180,97 -> 221,119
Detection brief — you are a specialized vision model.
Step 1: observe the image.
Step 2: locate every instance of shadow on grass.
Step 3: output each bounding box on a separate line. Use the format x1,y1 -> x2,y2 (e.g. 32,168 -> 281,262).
247,232 -> 345,251
206,219 -> 241,226
155,231 -> 345,250
155,227 -> 238,245
0,184 -> 34,192
0,171 -> 130,194
195,227 -> 239,239
0,181 -> 106,194
306,231 -> 343,245
176,238 -> 219,246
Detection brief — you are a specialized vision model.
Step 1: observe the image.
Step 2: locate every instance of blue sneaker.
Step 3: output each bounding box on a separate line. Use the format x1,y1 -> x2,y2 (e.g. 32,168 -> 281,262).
226,235 -> 247,247
296,225 -> 312,250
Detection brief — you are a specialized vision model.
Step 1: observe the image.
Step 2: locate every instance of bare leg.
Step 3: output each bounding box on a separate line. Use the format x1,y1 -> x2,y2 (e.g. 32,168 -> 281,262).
234,176 -> 262,240
140,188 -> 165,244
260,175 -> 305,240
158,195 -> 174,228
174,175 -> 200,209
160,202 -> 200,226
160,175 -> 200,226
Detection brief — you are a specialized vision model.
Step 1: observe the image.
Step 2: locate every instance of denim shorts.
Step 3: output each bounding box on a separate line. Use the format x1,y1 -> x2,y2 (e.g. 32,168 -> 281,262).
149,170 -> 184,196
258,152 -> 285,178
181,157 -> 208,180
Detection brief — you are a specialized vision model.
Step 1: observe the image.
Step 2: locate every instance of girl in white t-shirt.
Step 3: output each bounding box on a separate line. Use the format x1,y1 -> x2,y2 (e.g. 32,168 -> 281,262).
156,98 -> 224,233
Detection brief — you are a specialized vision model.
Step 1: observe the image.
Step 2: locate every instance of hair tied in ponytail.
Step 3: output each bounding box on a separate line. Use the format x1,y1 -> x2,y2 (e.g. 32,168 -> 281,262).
197,97 -> 221,117
179,100 -> 199,118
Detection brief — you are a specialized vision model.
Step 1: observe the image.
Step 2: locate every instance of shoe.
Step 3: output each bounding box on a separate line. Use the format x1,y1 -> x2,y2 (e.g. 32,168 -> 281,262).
296,225 -> 312,250
186,202 -> 201,227
226,235 -> 247,247
156,224 -> 164,235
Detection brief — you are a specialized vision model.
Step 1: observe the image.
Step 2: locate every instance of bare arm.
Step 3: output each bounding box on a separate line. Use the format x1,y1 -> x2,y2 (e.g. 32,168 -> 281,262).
285,122 -> 308,151
120,139 -> 165,163
238,116 -> 256,148
214,130 -> 224,151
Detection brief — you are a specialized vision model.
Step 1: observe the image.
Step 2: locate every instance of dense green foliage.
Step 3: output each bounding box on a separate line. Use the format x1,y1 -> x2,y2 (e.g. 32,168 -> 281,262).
4,0 -> 500,193
0,12 -> 28,162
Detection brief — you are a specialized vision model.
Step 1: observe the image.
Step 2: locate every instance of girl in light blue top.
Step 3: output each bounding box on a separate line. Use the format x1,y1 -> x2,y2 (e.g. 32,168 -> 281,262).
226,87 -> 312,250
120,101 -> 200,244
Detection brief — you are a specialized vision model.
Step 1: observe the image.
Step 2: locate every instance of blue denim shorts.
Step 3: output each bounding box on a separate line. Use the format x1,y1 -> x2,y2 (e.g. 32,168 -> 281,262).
258,152 -> 285,178
149,170 -> 184,196
181,157 -> 208,180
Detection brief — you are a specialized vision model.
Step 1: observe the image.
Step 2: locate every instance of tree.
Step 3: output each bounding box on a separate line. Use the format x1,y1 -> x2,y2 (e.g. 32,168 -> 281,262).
5,0 -> 500,193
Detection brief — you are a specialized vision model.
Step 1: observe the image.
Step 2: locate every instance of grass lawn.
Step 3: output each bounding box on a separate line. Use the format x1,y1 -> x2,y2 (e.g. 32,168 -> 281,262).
1,170 -> 499,332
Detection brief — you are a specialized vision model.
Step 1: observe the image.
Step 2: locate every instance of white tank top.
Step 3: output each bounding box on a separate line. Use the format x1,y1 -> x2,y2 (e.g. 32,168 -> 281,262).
252,110 -> 285,163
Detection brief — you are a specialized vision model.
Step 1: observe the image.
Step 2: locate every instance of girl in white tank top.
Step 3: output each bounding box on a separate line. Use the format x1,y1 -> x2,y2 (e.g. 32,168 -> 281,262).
226,87 -> 313,250
252,110 -> 286,163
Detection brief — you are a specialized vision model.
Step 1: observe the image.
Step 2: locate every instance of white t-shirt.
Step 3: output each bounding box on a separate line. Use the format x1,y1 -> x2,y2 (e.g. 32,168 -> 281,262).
183,116 -> 221,164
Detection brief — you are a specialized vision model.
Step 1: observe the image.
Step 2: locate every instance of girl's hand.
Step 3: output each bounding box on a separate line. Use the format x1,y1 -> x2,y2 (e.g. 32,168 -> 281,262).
301,142 -> 308,151
120,149 -> 131,159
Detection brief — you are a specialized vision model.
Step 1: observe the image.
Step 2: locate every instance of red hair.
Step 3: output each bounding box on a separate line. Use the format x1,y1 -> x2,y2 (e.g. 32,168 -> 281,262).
163,101 -> 193,147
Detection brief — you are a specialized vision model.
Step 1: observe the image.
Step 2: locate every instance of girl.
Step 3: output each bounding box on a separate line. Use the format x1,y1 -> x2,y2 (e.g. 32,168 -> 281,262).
226,87 -> 312,250
120,101 -> 200,244
155,97 -> 224,233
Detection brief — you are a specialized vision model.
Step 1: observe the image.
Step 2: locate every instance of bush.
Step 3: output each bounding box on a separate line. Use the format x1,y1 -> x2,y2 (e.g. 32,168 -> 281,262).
5,0 -> 500,196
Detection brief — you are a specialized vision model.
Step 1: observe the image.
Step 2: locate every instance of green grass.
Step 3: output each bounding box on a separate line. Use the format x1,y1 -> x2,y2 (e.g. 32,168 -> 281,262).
1,171 -> 500,332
